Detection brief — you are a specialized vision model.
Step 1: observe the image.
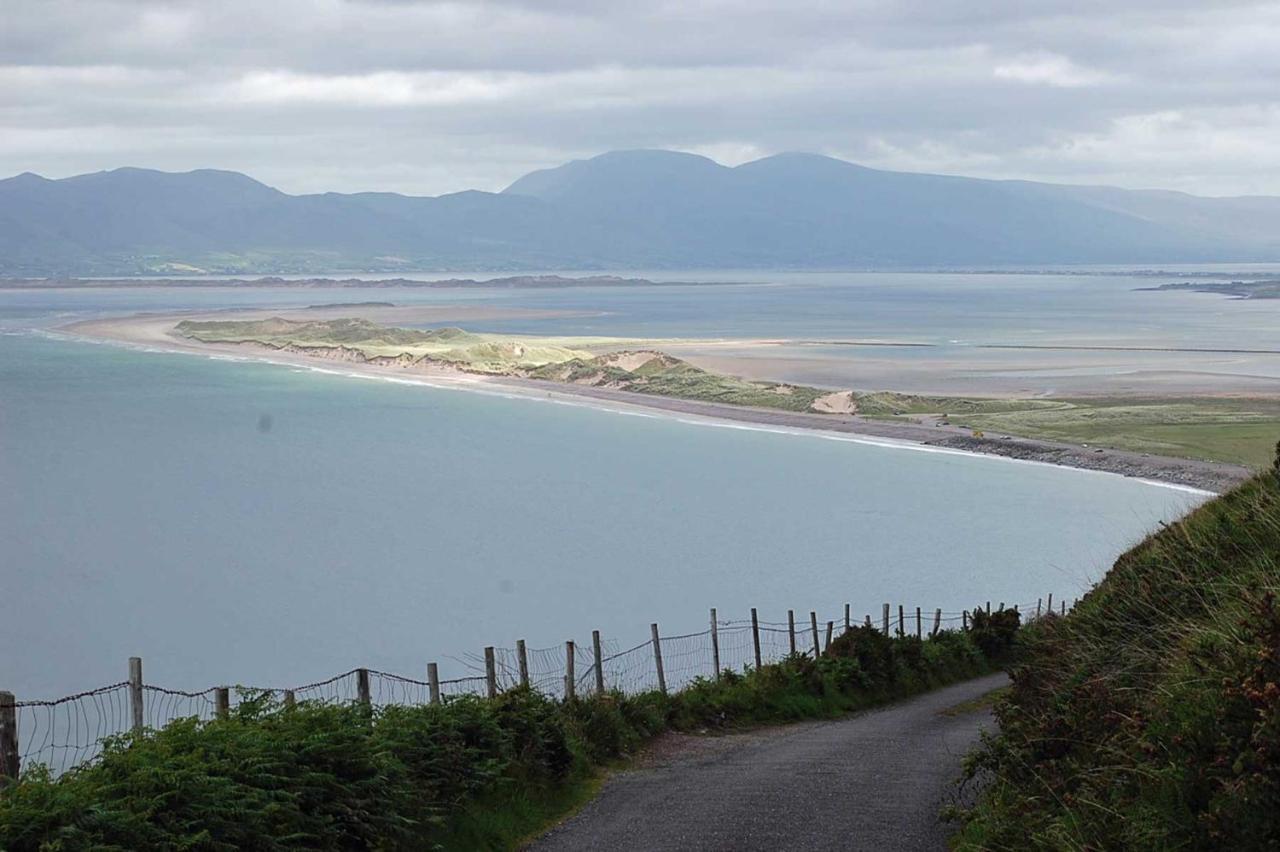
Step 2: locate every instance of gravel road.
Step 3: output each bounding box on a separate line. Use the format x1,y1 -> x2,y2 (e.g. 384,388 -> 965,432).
529,673 -> 1007,851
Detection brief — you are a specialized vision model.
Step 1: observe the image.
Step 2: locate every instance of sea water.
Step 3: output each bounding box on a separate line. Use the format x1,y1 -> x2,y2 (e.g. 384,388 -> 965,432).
0,276 -> 1225,697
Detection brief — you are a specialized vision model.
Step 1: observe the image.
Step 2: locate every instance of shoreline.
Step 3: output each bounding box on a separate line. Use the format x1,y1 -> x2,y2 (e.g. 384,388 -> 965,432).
58,312 -> 1252,494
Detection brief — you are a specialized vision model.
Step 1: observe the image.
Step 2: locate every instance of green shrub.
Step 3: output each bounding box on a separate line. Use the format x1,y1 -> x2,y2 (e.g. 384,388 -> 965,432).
826,624 -> 896,683
955,468 -> 1280,850
967,606 -> 1021,660
1,626 -> 1006,850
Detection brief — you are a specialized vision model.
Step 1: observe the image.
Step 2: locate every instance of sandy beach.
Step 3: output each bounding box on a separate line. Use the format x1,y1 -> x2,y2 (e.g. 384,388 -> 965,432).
60,309 -> 1253,493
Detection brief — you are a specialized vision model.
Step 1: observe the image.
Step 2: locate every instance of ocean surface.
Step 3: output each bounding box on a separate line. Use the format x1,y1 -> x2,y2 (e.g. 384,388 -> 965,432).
0,271 -> 1245,698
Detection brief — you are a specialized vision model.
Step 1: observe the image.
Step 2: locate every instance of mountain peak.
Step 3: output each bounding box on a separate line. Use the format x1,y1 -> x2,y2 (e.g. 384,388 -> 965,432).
64,166 -> 280,191
502,149 -> 727,199
3,171 -> 52,186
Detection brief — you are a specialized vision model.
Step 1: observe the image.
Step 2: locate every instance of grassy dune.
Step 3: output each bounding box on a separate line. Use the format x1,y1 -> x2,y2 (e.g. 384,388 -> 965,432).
176,317 -> 599,370
175,319 -> 850,414
954,457 -> 1280,849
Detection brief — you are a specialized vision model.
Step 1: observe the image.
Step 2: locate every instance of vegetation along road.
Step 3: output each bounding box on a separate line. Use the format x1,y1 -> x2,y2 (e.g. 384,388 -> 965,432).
530,673 -> 1008,851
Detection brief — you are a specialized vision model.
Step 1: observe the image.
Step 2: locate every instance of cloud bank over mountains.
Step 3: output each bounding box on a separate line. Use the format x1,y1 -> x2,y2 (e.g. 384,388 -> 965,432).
2,0 -> 1279,197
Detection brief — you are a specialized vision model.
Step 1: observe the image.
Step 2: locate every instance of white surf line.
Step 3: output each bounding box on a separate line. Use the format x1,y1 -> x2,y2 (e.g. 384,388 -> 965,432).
52,324 -> 1215,498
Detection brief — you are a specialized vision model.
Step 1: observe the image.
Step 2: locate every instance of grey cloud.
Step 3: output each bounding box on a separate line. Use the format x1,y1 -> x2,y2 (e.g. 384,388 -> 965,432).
1,0 -> 1277,195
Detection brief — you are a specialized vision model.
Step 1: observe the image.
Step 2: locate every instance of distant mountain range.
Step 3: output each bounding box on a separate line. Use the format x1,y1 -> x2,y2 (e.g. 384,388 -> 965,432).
3,150 -> 1279,274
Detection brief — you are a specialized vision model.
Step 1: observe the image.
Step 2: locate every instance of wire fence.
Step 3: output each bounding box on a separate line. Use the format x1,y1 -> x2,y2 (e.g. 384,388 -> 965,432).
0,595 -> 1069,781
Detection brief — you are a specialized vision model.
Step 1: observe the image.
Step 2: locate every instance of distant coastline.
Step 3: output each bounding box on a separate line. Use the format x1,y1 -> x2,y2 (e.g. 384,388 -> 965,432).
59,309 -> 1252,493
9,269 -> 1280,289
1138,279 -> 1280,299
0,274 -> 740,289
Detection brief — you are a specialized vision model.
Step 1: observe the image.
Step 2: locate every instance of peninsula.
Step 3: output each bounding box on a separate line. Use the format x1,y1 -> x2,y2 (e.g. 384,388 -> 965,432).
1142,279 -> 1280,299
60,309 -> 1254,492
173,316 -> 859,415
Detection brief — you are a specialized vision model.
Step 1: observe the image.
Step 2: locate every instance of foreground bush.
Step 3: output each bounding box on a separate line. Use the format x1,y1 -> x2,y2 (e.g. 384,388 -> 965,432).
955,465 -> 1280,850
1,628 -> 998,850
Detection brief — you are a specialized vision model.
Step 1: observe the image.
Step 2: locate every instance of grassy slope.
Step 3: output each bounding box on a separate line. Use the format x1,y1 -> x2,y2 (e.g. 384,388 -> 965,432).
955,456 -> 1280,850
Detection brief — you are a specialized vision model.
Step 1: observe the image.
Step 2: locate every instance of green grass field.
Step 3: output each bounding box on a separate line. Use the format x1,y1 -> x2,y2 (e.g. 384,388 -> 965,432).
854,391 -> 1280,468
951,396 -> 1280,468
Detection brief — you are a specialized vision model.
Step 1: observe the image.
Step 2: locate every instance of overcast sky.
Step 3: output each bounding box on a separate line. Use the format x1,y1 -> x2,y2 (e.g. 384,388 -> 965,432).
3,0 -> 1278,197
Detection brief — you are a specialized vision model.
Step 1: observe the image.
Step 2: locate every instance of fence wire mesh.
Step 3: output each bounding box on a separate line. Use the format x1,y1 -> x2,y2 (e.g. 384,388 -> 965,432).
10,683 -> 130,777
3,598 -> 1057,779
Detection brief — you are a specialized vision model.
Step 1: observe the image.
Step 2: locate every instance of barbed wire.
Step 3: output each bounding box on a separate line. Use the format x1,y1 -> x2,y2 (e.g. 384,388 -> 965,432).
3,597 -> 1068,779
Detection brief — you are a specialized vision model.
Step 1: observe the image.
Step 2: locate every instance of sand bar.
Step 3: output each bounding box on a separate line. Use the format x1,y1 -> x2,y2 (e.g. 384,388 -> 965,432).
60,309 -> 1253,493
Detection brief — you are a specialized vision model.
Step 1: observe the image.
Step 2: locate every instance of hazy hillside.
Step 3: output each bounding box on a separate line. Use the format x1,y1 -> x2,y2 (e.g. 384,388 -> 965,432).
4,150 -> 1280,274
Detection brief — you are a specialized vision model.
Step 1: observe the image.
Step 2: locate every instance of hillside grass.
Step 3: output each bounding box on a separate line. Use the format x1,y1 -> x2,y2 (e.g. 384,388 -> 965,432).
953,452 -> 1280,849
0,626 -> 1010,850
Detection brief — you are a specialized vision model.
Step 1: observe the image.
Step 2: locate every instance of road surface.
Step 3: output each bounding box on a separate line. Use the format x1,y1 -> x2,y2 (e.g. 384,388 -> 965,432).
530,673 -> 1007,851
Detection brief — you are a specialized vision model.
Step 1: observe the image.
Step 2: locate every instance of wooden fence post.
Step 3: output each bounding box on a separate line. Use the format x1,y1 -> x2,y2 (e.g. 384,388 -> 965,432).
356,668 -> 371,708
788,610 -> 797,655
916,607 -> 922,640
844,603 -> 851,633
214,687 -> 230,720
1036,598 -> 1043,617
751,608 -> 762,669
593,630 -> 606,694
651,624 -> 667,695
0,690 -> 18,784
1047,593 -> 1053,614
809,611 -> 819,657
986,601 -> 991,615
963,610 -> 969,631
516,639 -> 529,688
564,641 -> 576,700
1062,600 -> 1066,615
283,690 -> 296,709
427,663 -> 441,705
709,609 -> 721,681
898,605 -> 905,638
825,620 -> 834,651
882,603 -> 890,635
932,608 -> 942,638
484,647 -> 497,699
128,657 -> 144,733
